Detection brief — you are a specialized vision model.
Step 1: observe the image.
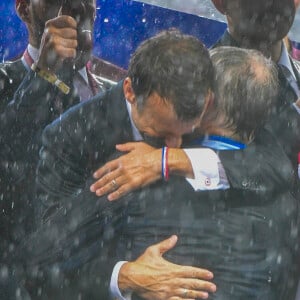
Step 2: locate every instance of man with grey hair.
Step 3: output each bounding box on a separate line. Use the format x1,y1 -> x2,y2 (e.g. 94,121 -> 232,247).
12,29 -> 217,300
210,0 -> 300,178
0,0 -> 126,265
104,46 -> 298,300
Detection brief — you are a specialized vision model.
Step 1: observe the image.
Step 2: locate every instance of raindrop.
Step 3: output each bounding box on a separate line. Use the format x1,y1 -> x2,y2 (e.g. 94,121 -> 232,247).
0,266 -> 8,278
277,254 -> 282,264
15,288 -> 21,297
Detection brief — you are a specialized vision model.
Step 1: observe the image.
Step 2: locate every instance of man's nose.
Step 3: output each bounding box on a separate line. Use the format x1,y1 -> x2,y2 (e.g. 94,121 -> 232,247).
165,136 -> 182,148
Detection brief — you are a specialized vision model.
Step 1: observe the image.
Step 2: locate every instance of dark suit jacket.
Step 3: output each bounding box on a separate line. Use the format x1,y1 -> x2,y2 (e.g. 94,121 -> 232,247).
120,177 -> 298,300
12,129 -> 298,300
13,180 -> 127,300
35,81 -> 133,219
212,31 -> 300,171
0,56 -> 120,261
0,59 -> 28,113
116,129 -> 299,300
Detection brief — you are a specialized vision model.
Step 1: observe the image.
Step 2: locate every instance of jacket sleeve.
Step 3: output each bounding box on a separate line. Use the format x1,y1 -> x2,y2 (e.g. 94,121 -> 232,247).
0,70 -> 80,183
34,91 -> 113,221
218,128 -> 295,194
13,185 -> 126,300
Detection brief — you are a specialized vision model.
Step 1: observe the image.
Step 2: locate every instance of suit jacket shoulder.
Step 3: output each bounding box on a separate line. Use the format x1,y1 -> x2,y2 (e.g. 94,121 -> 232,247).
36,81 -> 133,219
88,55 -> 127,92
0,59 -> 27,112
89,55 -> 127,82
218,128 -> 295,192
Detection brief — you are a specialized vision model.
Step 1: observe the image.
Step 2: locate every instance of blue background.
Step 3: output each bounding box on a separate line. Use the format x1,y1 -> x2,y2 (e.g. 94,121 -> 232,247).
0,0 -> 227,68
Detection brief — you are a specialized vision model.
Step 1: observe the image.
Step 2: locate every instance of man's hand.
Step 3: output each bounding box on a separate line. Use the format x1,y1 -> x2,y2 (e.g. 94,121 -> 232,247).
90,142 -> 162,201
295,98 -> 300,109
36,14 -> 78,73
118,235 -> 216,300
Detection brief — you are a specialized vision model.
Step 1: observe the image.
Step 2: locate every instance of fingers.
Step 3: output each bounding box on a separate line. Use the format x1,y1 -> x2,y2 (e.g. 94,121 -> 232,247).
172,286 -> 210,299
176,286 -> 211,299
37,16 -> 78,71
46,15 -> 77,30
115,142 -> 137,152
93,159 -> 119,179
90,163 -> 121,193
169,298 -> 195,300
92,172 -> 144,201
107,182 -> 133,201
180,278 -> 216,294
177,265 -> 214,281
166,279 -> 216,299
44,35 -> 77,57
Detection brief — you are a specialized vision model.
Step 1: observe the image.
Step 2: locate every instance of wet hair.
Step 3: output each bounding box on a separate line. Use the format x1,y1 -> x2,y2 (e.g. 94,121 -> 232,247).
127,29 -> 214,122
210,46 -> 278,142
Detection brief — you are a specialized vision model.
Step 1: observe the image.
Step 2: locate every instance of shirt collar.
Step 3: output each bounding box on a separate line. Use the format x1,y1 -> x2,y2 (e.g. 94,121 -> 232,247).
22,44 -> 89,84
125,99 -> 143,141
27,44 -> 39,63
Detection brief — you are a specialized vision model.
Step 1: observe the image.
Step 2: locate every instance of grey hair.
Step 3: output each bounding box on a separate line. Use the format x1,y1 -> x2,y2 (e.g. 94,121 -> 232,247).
210,46 -> 278,142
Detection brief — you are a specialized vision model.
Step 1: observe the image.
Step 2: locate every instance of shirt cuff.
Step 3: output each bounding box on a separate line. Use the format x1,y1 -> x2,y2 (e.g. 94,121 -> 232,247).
183,148 -> 229,191
110,261 -> 132,300
292,102 -> 300,115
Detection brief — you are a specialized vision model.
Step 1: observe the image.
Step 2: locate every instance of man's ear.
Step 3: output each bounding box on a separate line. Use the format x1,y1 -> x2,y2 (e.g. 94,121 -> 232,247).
16,0 -> 31,24
203,90 -> 215,114
123,77 -> 136,104
197,89 -> 215,127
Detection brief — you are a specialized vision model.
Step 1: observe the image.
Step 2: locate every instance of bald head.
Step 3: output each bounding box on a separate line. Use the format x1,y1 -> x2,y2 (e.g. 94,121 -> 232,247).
209,46 -> 278,142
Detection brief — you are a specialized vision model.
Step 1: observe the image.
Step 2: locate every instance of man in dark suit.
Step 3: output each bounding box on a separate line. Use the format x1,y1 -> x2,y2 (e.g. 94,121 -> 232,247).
209,3 -> 300,296
88,46 -> 299,299
13,46 -> 298,300
0,0 -> 126,262
0,0 -> 126,110
210,0 -> 300,172
10,29 -> 217,300
34,29 -> 215,218
113,46 -> 299,300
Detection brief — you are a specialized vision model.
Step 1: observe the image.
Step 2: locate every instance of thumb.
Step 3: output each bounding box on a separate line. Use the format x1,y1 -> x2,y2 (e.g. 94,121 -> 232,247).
152,235 -> 178,257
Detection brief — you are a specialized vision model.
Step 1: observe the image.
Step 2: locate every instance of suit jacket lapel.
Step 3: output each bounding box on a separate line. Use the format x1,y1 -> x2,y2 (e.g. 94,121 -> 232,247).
106,80 -> 133,143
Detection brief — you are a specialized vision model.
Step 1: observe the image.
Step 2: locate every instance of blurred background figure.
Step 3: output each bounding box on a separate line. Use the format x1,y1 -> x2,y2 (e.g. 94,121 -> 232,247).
287,0 -> 300,61
0,0 -> 126,271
